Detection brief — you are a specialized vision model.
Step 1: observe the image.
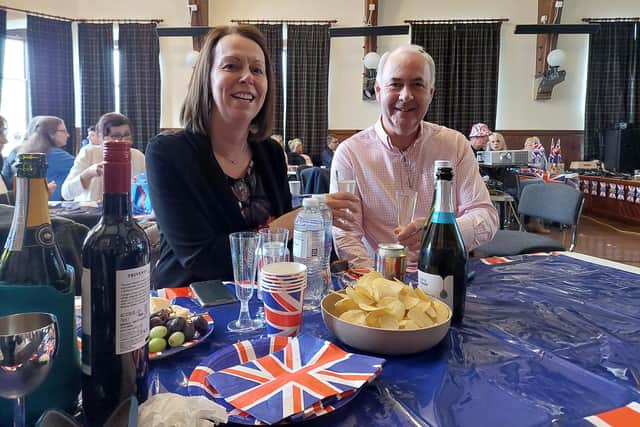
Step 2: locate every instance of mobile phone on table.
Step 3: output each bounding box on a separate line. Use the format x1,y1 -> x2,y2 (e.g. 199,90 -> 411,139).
189,280 -> 238,307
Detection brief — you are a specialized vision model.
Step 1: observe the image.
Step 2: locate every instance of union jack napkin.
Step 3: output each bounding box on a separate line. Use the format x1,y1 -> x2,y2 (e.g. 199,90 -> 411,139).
585,401 -> 640,426
206,335 -> 385,425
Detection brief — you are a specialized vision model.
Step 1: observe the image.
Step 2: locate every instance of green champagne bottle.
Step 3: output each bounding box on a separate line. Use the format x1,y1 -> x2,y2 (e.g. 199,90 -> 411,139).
0,153 -> 80,424
417,160 -> 468,323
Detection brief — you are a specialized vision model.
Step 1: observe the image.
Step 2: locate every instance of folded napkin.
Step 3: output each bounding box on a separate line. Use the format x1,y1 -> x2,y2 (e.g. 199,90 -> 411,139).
206,335 -> 385,425
138,393 -> 228,427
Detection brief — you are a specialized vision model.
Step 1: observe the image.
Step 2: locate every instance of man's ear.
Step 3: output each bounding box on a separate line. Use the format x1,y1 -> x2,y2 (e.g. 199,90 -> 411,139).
374,82 -> 381,103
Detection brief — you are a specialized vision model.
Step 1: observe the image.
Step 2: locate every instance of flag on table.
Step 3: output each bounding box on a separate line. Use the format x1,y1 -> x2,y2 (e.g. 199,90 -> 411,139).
555,139 -> 562,164
206,335 -> 385,425
548,139 -> 556,164
585,401 -> 640,426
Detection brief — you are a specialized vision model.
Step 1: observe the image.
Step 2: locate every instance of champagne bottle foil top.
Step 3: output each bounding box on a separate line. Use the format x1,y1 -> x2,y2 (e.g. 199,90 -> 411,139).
16,153 -> 47,178
103,140 -> 131,194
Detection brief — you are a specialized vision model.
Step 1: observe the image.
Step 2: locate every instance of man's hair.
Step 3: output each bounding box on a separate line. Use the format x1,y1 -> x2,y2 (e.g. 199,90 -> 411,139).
327,134 -> 338,146
376,45 -> 436,88
87,125 -> 96,133
180,25 -> 275,142
97,112 -> 133,137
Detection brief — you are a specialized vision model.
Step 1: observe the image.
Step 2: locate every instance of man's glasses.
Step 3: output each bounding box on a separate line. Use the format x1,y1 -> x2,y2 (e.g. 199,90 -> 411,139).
105,134 -> 132,141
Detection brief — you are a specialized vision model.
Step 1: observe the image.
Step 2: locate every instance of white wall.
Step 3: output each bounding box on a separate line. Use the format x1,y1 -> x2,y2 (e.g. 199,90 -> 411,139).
5,0 -> 640,131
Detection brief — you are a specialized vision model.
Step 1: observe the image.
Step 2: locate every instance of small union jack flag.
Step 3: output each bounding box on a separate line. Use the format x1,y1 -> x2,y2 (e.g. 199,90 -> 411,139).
206,335 -> 385,425
555,139 -> 562,164
548,139 -> 556,164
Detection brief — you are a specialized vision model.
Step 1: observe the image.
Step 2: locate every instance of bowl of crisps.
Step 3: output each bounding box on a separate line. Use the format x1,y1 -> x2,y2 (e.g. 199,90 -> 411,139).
321,272 -> 451,355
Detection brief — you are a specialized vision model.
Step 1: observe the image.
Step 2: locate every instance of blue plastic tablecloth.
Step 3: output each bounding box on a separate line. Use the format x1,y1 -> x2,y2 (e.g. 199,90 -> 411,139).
149,254 -> 640,426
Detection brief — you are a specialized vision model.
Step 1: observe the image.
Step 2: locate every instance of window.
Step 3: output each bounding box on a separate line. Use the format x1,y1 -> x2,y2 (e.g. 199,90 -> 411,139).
0,37 -> 28,156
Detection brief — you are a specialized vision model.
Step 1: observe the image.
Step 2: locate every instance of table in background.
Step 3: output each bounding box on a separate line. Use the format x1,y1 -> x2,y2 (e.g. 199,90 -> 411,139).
579,175 -> 640,225
149,253 -> 640,426
490,192 -> 516,229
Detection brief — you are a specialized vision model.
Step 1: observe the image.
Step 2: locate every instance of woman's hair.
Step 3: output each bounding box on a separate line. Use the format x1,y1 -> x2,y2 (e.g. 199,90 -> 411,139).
180,25 -> 275,142
489,132 -> 507,151
524,136 -> 541,149
96,112 -> 133,138
19,116 -> 64,154
288,138 -> 302,153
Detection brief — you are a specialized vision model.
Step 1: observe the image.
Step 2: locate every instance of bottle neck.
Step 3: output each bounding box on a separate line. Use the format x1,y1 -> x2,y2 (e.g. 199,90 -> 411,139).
15,176 -> 52,226
434,179 -> 454,213
102,193 -> 132,220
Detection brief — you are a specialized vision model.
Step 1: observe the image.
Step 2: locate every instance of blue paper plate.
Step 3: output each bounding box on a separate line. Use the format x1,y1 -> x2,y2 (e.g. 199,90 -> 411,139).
76,296 -> 214,361
188,336 -> 376,425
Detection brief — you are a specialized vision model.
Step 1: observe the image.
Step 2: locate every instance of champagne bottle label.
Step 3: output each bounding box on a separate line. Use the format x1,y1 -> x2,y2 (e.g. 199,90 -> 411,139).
417,271 -> 454,310
81,267 -> 92,375
431,212 -> 455,224
115,264 -> 150,354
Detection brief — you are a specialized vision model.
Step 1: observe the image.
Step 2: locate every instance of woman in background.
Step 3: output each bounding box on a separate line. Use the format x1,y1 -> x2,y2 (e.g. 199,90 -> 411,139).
61,112 -> 145,202
19,116 -> 74,200
488,132 -> 507,151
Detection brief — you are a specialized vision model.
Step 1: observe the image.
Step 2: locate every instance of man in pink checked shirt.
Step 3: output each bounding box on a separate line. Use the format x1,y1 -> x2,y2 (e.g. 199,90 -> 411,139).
327,45 -> 499,269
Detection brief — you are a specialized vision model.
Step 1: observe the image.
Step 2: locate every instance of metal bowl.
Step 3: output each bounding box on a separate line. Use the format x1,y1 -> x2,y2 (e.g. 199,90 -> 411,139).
321,291 -> 451,355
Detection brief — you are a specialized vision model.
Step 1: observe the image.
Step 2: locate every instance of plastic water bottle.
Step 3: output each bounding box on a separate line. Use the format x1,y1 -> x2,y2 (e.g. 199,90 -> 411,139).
311,194 -> 333,294
293,198 -> 325,309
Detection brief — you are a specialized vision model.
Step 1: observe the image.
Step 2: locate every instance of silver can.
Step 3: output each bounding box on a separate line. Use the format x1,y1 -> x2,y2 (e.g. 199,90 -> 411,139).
375,243 -> 407,282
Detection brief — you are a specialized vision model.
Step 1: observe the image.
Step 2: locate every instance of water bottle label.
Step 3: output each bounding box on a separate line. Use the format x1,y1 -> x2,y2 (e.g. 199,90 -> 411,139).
293,229 -> 323,259
115,264 -> 150,355
431,212 -> 456,224
417,270 -> 453,310
81,267 -> 92,375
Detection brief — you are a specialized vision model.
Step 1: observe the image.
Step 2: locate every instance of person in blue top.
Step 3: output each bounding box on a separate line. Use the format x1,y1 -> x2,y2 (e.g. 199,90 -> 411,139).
18,116 -> 74,200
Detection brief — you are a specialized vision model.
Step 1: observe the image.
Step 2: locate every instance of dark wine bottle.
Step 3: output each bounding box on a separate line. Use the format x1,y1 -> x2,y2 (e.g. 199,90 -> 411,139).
81,141 -> 150,426
417,160 -> 468,323
0,153 -> 80,424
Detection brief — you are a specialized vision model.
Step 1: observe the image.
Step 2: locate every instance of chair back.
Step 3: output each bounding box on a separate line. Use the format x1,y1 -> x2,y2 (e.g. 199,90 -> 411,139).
518,183 -> 584,226
301,167 -> 330,194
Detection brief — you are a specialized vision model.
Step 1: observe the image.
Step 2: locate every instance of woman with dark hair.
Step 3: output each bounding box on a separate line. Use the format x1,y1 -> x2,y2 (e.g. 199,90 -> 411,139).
61,112 -> 145,201
18,116 -> 74,200
146,25 -> 293,288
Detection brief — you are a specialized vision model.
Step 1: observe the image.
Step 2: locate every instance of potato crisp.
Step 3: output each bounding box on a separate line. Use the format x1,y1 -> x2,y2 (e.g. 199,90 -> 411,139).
333,272 -> 449,330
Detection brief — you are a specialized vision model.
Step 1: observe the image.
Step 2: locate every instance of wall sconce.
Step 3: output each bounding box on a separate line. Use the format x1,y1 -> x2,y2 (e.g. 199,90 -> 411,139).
540,48 -> 566,91
362,51 -> 380,101
186,50 -> 200,68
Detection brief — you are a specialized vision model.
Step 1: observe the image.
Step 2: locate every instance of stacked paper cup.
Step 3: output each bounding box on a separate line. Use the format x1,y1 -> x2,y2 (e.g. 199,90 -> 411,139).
260,262 -> 307,336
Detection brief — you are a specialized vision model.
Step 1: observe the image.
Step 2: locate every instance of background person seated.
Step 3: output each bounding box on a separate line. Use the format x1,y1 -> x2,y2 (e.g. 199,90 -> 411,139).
61,112 -> 145,202
287,138 -> 313,166
469,123 -> 492,155
18,115 -> 74,201
80,126 -> 99,148
488,132 -> 507,151
322,134 -> 339,168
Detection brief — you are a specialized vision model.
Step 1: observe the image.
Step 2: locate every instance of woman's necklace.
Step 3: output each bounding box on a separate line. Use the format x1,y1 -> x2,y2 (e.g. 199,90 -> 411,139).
215,143 -> 248,166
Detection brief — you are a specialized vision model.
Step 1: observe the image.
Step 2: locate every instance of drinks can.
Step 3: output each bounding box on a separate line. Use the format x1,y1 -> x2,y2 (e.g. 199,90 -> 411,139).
375,243 -> 407,282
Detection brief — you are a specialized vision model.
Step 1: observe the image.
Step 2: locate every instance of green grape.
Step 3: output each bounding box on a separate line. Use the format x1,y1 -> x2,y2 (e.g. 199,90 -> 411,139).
149,337 -> 167,353
150,325 -> 168,339
168,331 -> 185,348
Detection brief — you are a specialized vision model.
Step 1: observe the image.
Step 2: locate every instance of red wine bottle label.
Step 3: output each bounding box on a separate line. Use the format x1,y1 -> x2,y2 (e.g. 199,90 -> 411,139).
81,267 -> 92,375
115,264 -> 150,355
417,271 -> 453,310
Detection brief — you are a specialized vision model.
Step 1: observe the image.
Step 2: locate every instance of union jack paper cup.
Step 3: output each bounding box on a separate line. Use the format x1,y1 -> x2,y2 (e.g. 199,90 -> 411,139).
260,262 -> 307,336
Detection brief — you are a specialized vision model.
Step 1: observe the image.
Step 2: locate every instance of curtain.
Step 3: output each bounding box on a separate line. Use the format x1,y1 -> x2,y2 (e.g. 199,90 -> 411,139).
118,23 -> 160,152
0,10 -> 6,106
411,24 -> 452,126
411,23 -> 501,136
27,16 -> 76,153
584,22 -> 636,160
255,24 -> 284,137
78,23 -> 114,136
285,24 -> 330,163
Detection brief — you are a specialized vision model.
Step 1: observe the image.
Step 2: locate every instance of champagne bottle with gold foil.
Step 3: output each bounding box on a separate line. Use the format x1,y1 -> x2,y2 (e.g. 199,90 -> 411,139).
0,153 -> 80,423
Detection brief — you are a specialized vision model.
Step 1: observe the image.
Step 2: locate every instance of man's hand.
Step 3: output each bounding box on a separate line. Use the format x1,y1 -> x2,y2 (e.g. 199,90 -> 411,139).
326,192 -> 360,231
395,216 -> 426,252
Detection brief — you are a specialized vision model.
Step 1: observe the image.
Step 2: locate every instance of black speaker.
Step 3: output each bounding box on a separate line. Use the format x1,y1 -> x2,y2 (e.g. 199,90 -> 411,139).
601,126 -> 640,173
